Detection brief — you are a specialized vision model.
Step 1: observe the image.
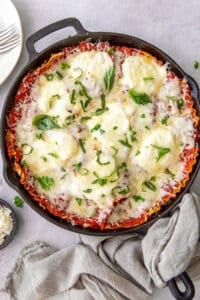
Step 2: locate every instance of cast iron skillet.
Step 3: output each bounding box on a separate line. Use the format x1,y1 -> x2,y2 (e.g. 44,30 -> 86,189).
1,18 -> 199,300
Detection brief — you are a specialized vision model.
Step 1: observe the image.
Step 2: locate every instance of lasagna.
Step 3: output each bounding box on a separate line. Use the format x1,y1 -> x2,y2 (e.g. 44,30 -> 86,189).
6,42 -> 199,230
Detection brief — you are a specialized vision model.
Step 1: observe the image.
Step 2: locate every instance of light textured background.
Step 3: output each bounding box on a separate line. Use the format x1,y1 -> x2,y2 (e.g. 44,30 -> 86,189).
0,0 -> 200,299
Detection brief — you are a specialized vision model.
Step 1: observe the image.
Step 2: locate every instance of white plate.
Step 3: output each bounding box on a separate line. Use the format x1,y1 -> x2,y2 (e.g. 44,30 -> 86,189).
0,0 -> 23,85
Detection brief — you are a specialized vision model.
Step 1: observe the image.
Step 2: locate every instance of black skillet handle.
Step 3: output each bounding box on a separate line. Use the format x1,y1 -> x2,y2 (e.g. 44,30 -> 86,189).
26,18 -> 89,61
185,74 -> 200,101
167,272 -> 195,300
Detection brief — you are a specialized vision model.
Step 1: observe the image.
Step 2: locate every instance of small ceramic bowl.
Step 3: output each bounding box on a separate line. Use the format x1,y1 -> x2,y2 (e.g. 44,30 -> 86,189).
0,198 -> 17,250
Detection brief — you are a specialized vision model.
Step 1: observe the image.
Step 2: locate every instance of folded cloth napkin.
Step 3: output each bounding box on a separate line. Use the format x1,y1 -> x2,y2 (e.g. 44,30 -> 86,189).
1,192 -> 200,300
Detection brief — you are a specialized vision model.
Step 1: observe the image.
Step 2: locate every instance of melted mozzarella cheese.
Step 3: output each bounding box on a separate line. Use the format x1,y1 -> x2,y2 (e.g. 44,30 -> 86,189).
120,54 -> 166,94
15,46 -> 196,224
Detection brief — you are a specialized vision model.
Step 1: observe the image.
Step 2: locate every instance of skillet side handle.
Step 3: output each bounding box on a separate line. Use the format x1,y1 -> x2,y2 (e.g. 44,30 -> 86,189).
26,18 -> 88,61
185,74 -> 200,101
167,272 -> 195,300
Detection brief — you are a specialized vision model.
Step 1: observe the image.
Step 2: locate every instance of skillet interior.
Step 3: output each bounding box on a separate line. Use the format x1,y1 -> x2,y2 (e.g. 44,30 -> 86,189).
1,31 -> 200,236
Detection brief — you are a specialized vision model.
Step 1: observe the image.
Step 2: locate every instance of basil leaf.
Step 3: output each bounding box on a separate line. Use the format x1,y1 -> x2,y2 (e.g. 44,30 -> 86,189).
104,66 -> 115,92
177,98 -> 184,109
193,60 -> 200,69
129,89 -> 152,105
108,46 -> 115,55
152,145 -> 171,161
96,150 -> 110,165
55,71 -> 63,79
14,195 -> 24,207
143,180 -> 157,191
44,73 -> 54,81
164,168 -> 175,179
61,62 -> 70,70
21,143 -> 33,155
32,115 -> 59,131
36,176 -> 54,190
143,77 -> 154,81
118,135 -> 132,148
48,153 -> 59,159
92,171 -> 107,186
83,189 -> 92,193
79,139 -> 86,153
75,198 -> 82,206
133,195 -> 145,202
70,89 -> 76,105
161,117 -> 168,125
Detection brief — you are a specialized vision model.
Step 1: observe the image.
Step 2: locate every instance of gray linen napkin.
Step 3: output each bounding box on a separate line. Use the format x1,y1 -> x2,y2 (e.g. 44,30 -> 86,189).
1,193 -> 200,300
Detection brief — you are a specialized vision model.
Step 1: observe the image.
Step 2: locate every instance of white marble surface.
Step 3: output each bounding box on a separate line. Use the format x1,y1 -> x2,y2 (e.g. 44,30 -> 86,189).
0,0 -> 200,299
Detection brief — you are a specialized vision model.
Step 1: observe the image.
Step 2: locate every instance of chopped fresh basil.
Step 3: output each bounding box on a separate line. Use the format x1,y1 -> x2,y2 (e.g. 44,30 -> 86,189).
96,150 -> 110,165
129,89 -> 152,105
80,116 -> 91,121
83,188 -> 92,193
113,126 -> 118,130
193,60 -> 200,69
70,89 -> 76,105
108,46 -> 115,55
21,143 -> 33,155
21,160 -> 28,168
73,162 -> 88,175
152,145 -> 171,161
55,71 -> 63,79
35,132 -> 44,140
75,80 -> 92,104
145,125 -> 150,130
104,66 -> 115,92
91,124 -> 101,133
161,117 -> 168,125
129,127 -> 137,142
165,168 -> 175,179
79,139 -> 86,153
44,73 -> 54,81
143,77 -> 154,81
48,152 -> 59,159
135,150 -> 140,156
65,114 -> 75,126
177,98 -> 184,109
92,171 -> 107,186
101,194 -> 106,198
141,113 -> 146,118
112,185 -> 130,197
143,180 -> 157,191
14,195 -> 24,207
118,135 -> 132,148
111,146 -> 118,155
61,62 -> 70,70
36,176 -> 54,190
49,94 -> 61,108
92,94 -> 108,116
32,114 -> 59,131
133,195 -> 145,202
41,156 -> 47,162
75,198 -> 82,206
151,176 -> 157,182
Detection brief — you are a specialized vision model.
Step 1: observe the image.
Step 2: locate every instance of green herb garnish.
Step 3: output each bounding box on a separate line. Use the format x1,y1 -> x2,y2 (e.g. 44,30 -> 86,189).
96,150 -> 110,165
75,198 -> 82,206
141,113 -> 146,118
133,195 -> 145,202
79,139 -> 86,153
164,168 -> 175,179
21,144 -> 33,155
104,66 -> 115,92
161,117 -> 168,125
41,156 -> 47,162
21,160 -> 28,168
44,73 -> 54,81
92,171 -> 107,186
152,145 -> 171,161
55,71 -> 63,79
177,98 -> 184,109
36,176 -> 54,190
83,189 -> 92,193
113,126 -> 118,130
92,94 -> 108,116
35,132 -> 44,140
129,89 -> 152,105
91,124 -> 101,133
61,62 -> 70,70
143,180 -> 157,191
143,77 -> 154,81
135,150 -> 140,156
32,114 -> 59,131
70,89 -> 76,105
145,125 -> 150,130
14,195 -> 24,207
108,46 -> 115,55
48,153 -> 59,159
118,135 -> 132,148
